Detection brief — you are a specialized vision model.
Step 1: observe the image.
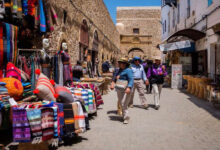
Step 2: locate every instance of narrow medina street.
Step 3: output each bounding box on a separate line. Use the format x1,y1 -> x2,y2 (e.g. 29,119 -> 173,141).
60,88 -> 220,150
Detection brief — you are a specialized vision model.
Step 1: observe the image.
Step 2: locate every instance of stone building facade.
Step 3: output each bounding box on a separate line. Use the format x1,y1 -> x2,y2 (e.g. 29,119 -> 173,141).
116,7 -> 162,60
33,0 -> 120,66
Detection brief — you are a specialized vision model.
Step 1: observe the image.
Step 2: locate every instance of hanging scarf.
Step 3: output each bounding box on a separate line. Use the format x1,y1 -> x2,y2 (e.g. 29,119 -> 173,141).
17,0 -> 22,19
4,0 -> 11,21
50,5 -> 58,25
53,54 -> 58,83
0,23 -> 3,78
77,100 -> 89,130
11,0 -> 18,19
5,23 -> 10,63
10,24 -> 13,62
31,56 -> 36,90
34,5 -> 39,29
26,109 -> 42,143
56,103 -> 64,141
75,101 -> 86,132
28,0 -> 37,16
12,107 -> 31,143
41,107 -> 54,141
63,104 -> 75,138
39,0 -> 46,32
13,26 -> 18,64
58,53 -> 63,85
22,0 -> 28,15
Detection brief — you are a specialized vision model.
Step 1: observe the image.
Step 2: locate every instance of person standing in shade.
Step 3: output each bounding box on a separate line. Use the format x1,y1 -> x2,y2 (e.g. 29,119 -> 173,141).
147,56 -> 167,110
110,57 -> 133,124
129,56 -> 149,109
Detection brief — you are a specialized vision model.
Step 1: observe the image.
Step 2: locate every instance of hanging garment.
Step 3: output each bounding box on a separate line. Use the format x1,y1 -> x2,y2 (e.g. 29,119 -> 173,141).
5,23 -> 10,63
56,103 -> 64,141
41,107 -> 54,141
0,0 -> 5,19
4,0 -> 11,21
34,5 -> 39,29
28,0 -> 37,16
58,54 -> 63,85
12,107 -> 31,143
72,103 -> 79,132
40,52 -> 51,78
31,56 -> 36,90
26,109 -> 42,143
62,51 -> 71,85
17,0 -> 22,19
10,24 -> 14,62
0,23 -> 3,78
50,5 -> 58,25
22,0 -> 28,15
11,0 -> 18,19
53,54 -> 59,84
63,104 -> 76,138
13,26 -> 18,64
39,0 -> 46,32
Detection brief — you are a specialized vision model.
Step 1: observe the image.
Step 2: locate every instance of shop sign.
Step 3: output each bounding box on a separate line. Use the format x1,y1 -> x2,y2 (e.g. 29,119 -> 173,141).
159,40 -> 191,51
172,64 -> 182,89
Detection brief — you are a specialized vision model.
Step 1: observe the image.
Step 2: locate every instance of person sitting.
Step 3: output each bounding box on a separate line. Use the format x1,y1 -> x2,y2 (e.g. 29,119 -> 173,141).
72,61 -> 83,82
102,61 -> 110,73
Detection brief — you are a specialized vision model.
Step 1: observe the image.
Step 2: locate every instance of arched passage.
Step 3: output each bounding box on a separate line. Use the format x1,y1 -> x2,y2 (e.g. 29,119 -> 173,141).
128,48 -> 144,58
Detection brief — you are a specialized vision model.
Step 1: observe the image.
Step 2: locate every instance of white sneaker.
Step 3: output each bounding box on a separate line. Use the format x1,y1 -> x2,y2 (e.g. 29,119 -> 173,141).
123,116 -> 130,124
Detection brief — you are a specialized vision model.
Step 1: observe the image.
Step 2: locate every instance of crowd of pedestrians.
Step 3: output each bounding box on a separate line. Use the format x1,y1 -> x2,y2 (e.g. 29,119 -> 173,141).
110,56 -> 167,124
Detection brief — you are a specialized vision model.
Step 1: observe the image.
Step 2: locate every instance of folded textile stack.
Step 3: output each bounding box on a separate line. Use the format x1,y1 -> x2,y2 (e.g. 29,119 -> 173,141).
0,82 -> 11,130
22,82 -> 33,98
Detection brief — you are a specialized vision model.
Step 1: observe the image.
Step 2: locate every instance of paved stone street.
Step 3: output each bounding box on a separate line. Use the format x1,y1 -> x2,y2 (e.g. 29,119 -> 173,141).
60,88 -> 220,150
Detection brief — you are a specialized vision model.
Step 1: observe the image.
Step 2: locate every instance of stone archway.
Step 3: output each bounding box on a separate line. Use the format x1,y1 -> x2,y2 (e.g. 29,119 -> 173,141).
128,48 -> 144,59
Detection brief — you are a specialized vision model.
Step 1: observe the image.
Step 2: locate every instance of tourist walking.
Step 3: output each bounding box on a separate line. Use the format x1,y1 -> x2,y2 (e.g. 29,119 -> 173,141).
129,56 -> 149,108
147,56 -> 167,110
110,57 -> 133,124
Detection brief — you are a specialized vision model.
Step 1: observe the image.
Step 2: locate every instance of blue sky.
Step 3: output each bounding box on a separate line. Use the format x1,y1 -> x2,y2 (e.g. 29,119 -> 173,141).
103,0 -> 161,24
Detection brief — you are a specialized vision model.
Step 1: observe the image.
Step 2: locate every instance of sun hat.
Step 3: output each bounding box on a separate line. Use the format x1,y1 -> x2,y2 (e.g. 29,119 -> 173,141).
132,56 -> 142,63
118,57 -> 129,64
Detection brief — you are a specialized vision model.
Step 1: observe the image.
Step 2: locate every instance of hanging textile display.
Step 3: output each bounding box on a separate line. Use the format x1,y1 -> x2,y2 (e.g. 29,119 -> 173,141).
22,0 -> 28,16
0,23 -> 3,78
39,0 -> 46,32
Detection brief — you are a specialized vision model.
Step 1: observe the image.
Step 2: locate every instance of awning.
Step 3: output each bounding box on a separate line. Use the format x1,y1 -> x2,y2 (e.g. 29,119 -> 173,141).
159,40 -> 195,52
167,29 -> 206,42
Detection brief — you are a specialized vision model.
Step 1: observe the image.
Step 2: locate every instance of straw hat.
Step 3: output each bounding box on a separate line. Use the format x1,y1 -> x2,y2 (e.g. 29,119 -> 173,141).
118,57 -> 129,64
153,56 -> 162,61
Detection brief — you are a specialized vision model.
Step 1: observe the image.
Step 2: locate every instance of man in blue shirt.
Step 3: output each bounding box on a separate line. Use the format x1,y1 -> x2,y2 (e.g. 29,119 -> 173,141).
130,56 -> 149,108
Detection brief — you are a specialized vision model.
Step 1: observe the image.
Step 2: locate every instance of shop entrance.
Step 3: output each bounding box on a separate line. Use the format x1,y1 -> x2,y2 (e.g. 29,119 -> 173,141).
79,19 -> 89,61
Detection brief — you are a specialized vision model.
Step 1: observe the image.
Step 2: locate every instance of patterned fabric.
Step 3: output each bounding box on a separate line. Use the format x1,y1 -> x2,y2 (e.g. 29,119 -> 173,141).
22,0 -> 28,15
39,0 -> 46,32
41,107 -> 54,141
81,89 -> 89,112
0,23 -> 3,78
89,84 -> 104,106
6,62 -> 21,81
56,103 -> 64,140
75,101 -> 86,132
55,85 -> 73,103
0,77 -> 23,100
63,104 -> 75,138
35,73 -> 56,101
88,89 -> 96,114
12,107 -> 31,143
26,109 -> 42,142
